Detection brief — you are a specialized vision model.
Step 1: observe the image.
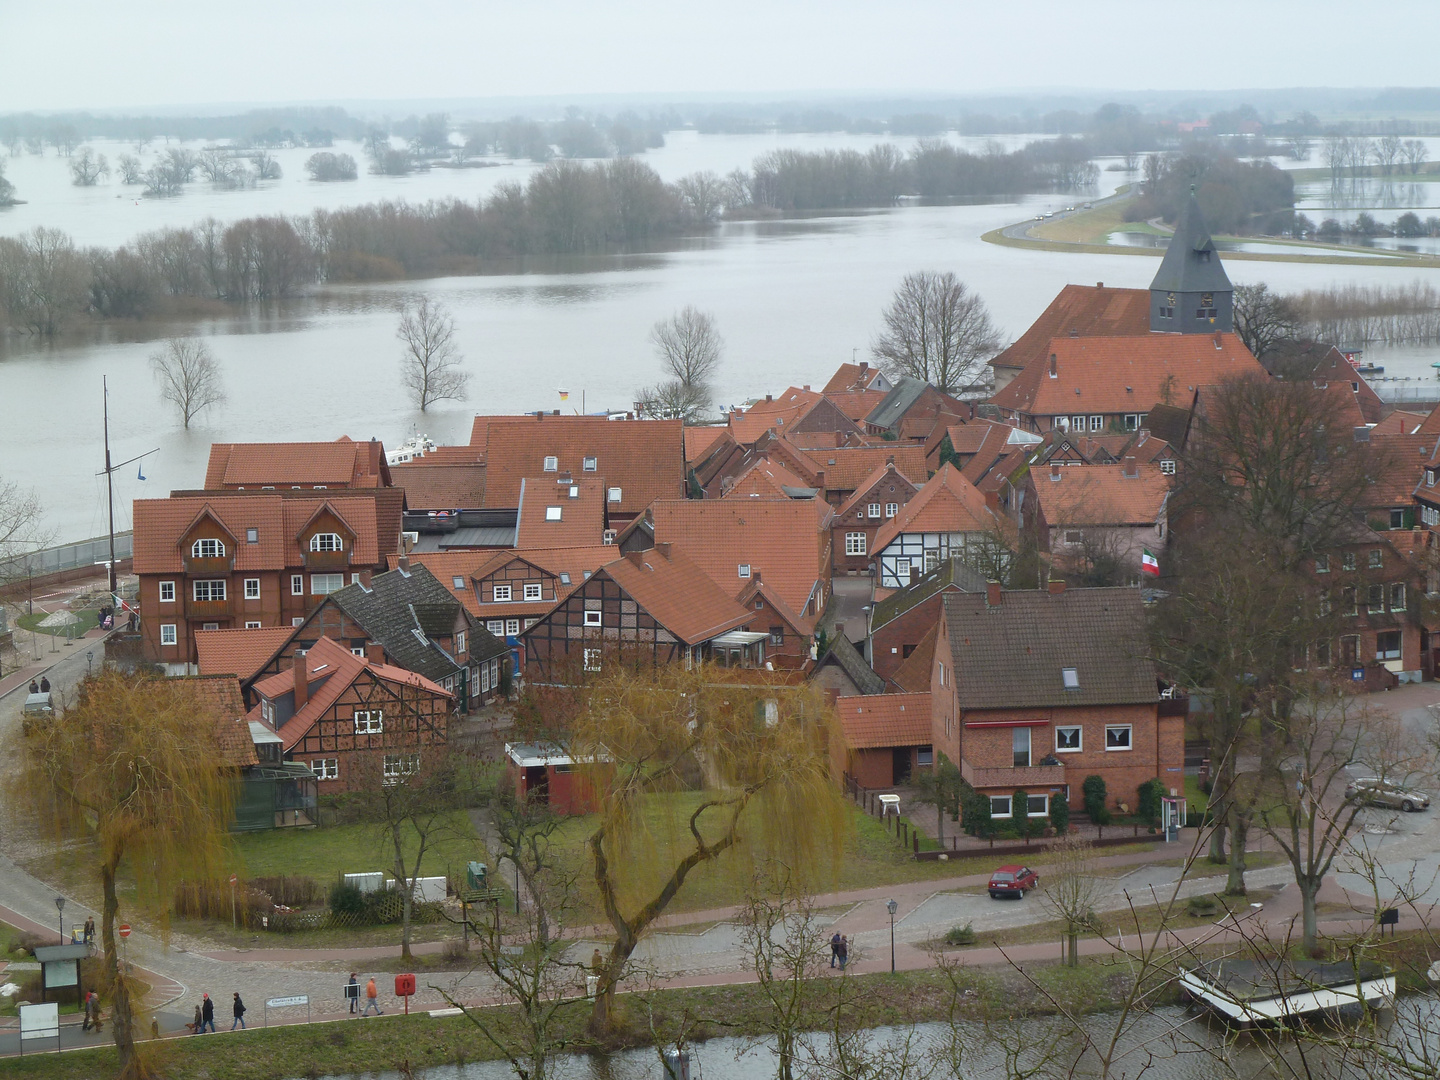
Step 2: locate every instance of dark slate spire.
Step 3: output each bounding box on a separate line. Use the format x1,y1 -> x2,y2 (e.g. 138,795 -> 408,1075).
1149,188 -> 1233,333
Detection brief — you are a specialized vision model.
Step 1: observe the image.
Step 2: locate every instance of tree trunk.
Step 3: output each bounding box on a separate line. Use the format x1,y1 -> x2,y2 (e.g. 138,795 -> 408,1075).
1067,928 -> 1079,967
1301,878 -> 1321,956
1208,813 -> 1228,864
101,858 -> 140,1078
1226,812 -> 1249,896
390,822 -> 413,961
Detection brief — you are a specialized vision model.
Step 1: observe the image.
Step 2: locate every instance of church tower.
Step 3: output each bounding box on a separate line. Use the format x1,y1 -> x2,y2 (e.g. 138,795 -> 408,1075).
1149,189 -> 1233,334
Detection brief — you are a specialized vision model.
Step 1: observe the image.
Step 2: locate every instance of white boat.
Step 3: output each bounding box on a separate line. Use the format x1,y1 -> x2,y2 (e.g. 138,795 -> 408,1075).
386,433 -> 437,465
1180,959 -> 1394,1027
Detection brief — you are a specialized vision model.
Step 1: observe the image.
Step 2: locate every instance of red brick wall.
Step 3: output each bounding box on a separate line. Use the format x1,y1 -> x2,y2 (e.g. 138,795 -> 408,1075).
848,747 -> 896,789
871,593 -> 946,682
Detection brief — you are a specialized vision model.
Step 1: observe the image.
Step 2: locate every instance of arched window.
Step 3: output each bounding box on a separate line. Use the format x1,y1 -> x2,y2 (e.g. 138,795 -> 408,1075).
310,533 -> 344,552
191,538 -> 225,558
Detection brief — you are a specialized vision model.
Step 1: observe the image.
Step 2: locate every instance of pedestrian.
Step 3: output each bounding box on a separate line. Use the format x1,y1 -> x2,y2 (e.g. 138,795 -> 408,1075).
81,992 -> 94,1031
39,676 -> 50,693
830,931 -> 841,968
838,935 -> 849,970
347,972 -> 359,1013
150,1017 -> 160,1041
84,916 -> 95,945
231,992 -> 246,1030
128,610 -> 138,632
200,992 -> 216,1033
28,680 -> 38,694
362,976 -> 383,1016
189,1003 -> 203,1035
91,993 -> 103,1034
591,948 -> 604,975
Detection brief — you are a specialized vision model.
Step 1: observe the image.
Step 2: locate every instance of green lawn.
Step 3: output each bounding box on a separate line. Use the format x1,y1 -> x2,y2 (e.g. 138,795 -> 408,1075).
17,609 -> 100,637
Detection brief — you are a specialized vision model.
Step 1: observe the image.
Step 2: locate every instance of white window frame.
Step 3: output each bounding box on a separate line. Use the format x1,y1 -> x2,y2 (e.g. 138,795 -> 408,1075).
989,795 -> 1013,819
453,576 -> 466,590
584,610 -> 602,627
582,456 -> 598,471
191,537 -> 224,558
1089,415 -> 1103,432
312,758 -> 339,781
846,532 -> 866,556
1105,724 -> 1133,751
1160,459 -> 1176,475
1391,583 -> 1407,612
738,564 -> 751,578
245,620 -> 262,629
543,455 -> 558,472
1062,667 -> 1080,690
493,584 -> 513,602
159,580 -> 175,602
160,623 -> 177,646
505,618 -> 521,635
311,573 -> 344,595
480,663 -> 491,692
351,646 -> 366,657
1013,726 -> 1031,768
1055,725 -> 1083,753
1027,794 -> 1050,817
354,710 -> 384,734
868,503 -> 882,518
607,487 -> 622,503
455,631 -> 466,654
584,647 -> 602,672
244,577 -> 261,600
545,506 -> 562,521
246,527 -> 259,543
192,579 -> 227,602
292,616 -> 304,626
885,502 -> 898,518
383,753 -> 420,780
309,533 -> 344,552
487,619 -> 504,633
291,574 -> 304,596
523,583 -> 543,601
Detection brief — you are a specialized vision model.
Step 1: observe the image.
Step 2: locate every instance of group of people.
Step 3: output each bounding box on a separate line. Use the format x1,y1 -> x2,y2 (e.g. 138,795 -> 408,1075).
186,993 -> 246,1033
829,932 -> 851,970
346,973 -> 383,1016
27,677 -> 50,695
81,991 -> 103,1032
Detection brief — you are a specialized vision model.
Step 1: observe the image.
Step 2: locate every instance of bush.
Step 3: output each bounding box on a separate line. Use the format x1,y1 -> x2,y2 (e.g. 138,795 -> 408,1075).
944,923 -> 976,946
441,937 -> 470,963
1136,778 -> 1165,829
960,780 -> 993,838
252,875 -> 322,909
329,882 -> 367,917
1082,775 -> 1110,825
1049,790 -> 1070,834
1186,894 -> 1221,918
14,930 -> 48,956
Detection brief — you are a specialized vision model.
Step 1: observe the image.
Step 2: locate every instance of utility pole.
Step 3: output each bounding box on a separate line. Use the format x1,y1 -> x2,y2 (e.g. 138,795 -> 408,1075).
97,376 -> 157,601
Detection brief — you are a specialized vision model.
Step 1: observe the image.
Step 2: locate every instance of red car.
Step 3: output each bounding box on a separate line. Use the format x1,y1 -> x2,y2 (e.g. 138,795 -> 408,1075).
988,865 -> 1039,899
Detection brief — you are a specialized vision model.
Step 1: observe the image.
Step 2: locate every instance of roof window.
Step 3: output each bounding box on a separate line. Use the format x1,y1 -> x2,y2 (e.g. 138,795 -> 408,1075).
545,506 -> 562,521
607,487 -> 622,503
452,576 -> 466,590
1061,667 -> 1080,691
738,564 -> 751,578
543,456 -> 558,472
569,486 -> 579,498
583,456 -> 597,471
246,528 -> 258,544
559,572 -> 571,585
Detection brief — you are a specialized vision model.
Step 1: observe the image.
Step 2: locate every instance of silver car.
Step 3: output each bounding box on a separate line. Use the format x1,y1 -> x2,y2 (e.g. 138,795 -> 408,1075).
1345,777 -> 1431,812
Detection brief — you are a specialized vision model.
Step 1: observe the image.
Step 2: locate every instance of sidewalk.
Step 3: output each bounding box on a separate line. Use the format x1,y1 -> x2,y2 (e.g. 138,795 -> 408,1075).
0,624 -> 114,701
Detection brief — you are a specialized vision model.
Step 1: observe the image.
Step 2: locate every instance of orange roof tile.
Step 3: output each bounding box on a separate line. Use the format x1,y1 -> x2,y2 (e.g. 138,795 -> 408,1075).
650,499 -> 831,618
1366,432 -> 1433,507
836,693 -> 932,749
600,545 -> 753,643
889,623 -> 938,693
991,284 -> 1152,373
992,333 -> 1264,418
180,674 -> 259,768
205,438 -> 391,489
737,575 -> 818,638
1373,411 -> 1427,436
515,476 -> 607,548
684,426 -> 730,465
824,389 -> 890,423
392,462 -> 486,508
835,462 -> 917,519
1034,464 -> 1172,526
481,416 -> 684,517
133,494 -> 382,573
797,444 -> 929,491
821,362 -> 888,394
727,389 -> 823,444
194,627 -> 297,681
721,457 -> 818,500
872,464 -> 1002,552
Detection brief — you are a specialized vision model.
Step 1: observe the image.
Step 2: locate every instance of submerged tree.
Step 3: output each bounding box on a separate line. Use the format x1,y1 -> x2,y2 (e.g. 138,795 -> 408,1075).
150,336 -> 226,428
1232,282 -> 1301,362
871,271 -> 1000,394
641,306 -> 722,422
10,671 -> 236,1079
570,661 -> 846,1033
397,295 -> 469,411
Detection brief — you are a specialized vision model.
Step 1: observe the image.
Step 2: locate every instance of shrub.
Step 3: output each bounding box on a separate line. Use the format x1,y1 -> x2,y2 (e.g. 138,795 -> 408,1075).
944,923 -> 976,946
441,937 -> 470,963
1049,790 -> 1070,834
1187,894 -> 1221,918
252,875 -> 322,909
14,930 -> 48,956
1136,778 -> 1165,829
1082,775 -> 1110,825
329,882 -> 367,917
960,780 -> 993,838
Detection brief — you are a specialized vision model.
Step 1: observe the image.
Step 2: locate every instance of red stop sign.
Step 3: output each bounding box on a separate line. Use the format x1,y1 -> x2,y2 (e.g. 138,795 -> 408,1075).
118,924 -> 131,938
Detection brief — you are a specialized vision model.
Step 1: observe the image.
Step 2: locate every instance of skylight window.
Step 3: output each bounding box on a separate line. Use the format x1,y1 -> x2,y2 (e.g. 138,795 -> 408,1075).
543,456 -> 558,472
546,506 -> 562,521
583,456 -> 597,471
1061,667 -> 1080,691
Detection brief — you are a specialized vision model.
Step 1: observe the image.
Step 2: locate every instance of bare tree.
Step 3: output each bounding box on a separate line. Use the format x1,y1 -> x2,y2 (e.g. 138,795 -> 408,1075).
1375,134 -> 1403,176
251,150 -> 282,180
150,337 -> 226,428
1038,836 -> 1103,966
0,227 -> 90,335
871,271 -> 1000,394
650,305 -> 723,391
1287,135 -> 1313,161
0,160 -> 14,205
1232,282 -> 1301,361
0,476 -> 53,591
69,146 -> 108,186
397,296 -> 469,411
116,154 -> 144,185
1402,138 -> 1429,175
635,378 -> 711,424
675,171 -> 726,223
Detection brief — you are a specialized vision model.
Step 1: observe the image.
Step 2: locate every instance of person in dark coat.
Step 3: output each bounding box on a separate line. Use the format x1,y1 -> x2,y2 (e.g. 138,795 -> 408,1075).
231,993 -> 246,1030
189,1003 -> 203,1034
200,993 -> 215,1033
28,680 -> 38,694
830,931 -> 841,968
837,935 -> 849,970
39,676 -> 50,693
348,972 -> 359,1013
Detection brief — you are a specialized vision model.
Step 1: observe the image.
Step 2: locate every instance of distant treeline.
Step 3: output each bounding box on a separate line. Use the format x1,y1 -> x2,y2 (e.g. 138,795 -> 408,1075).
1292,283 -> 1440,347
1125,150 -> 1295,235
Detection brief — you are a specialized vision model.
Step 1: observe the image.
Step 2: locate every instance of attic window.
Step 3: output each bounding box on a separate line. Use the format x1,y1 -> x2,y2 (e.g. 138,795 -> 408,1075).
559,572 -> 571,585
452,576 -> 466,590
569,485 -> 579,498
543,456 -> 558,472
1061,667 -> 1080,691
246,528 -> 259,544
309,533 -> 343,552
191,538 -> 225,558
583,456 -> 597,471
412,628 -> 429,646
738,564 -> 751,578
607,487 -> 622,503
545,506 -> 562,521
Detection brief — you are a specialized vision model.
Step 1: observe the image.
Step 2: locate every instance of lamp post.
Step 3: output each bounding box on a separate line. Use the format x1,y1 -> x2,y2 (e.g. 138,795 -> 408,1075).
886,898 -> 898,973
55,896 -> 66,944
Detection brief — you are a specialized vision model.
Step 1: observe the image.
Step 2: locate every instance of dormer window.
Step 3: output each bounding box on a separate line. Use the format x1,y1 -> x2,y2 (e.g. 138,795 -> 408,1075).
191,538 -> 224,558
582,456 -> 597,471
543,456 -> 558,472
309,533 -> 343,552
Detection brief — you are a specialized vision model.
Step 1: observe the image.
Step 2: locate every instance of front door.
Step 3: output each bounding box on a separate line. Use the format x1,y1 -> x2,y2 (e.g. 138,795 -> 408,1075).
892,747 -> 912,785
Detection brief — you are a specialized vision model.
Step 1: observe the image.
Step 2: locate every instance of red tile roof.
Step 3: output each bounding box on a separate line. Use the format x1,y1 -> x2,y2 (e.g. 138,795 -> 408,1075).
180,674 -> 259,768
1373,411 -> 1427,436
516,476 -> 607,548
650,499 -> 831,618
991,333 -> 1264,418
889,623 -> 937,693
991,284 -> 1152,373
133,494 -> 383,573
388,548 -> 620,617
737,575 -> 818,638
391,462 -> 486,508
721,457 -> 818,500
836,693 -> 932,749
600,545 -> 753,644
194,627 -> 297,681
822,362 -> 888,394
204,438 -> 391,489
480,416 -> 684,517
1034,464 -> 1172,526
727,389 -> 823,444
684,426 -> 731,465
798,444 -> 929,490
824,389 -> 891,423
835,462 -> 917,519
872,464 -> 1002,552
1366,432 -> 1434,508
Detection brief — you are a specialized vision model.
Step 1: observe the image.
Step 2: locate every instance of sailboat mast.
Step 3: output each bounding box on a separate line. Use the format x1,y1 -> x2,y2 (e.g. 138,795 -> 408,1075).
104,375 -> 116,595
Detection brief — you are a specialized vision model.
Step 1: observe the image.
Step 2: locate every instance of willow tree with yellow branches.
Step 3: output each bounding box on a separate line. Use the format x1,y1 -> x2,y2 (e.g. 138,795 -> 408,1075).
10,671 -> 236,1079
568,660 -> 847,1033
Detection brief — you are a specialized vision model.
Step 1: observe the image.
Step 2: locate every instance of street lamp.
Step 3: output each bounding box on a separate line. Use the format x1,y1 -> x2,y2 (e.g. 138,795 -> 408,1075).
55,896 -> 66,943
886,898 -> 898,973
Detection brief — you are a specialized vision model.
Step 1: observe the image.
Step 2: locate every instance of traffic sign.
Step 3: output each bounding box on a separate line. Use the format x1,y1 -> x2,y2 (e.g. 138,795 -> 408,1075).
229,874 -> 238,885
118,924 -> 131,938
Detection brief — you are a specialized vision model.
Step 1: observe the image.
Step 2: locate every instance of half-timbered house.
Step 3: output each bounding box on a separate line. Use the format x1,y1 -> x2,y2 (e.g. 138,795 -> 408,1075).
870,464 -> 1011,590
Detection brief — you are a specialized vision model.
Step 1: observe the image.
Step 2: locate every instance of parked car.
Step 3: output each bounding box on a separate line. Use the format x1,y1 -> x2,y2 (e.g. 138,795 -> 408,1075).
988,865 -> 1039,899
1345,777 -> 1431,812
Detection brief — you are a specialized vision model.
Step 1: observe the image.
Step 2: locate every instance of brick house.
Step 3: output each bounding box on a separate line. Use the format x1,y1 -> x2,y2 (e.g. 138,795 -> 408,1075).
821,360 -> 893,395
836,693 -> 933,788
866,556 -> 987,682
811,635 -> 886,700
989,283 -> 1152,396
133,494 -> 393,673
203,438 -> 394,490
863,377 -> 970,439
515,475 -> 610,548
832,461 -> 920,575
1034,458 -> 1172,580
727,388 -> 865,447
246,636 -> 452,794
870,464 -> 1010,591
931,583 -> 1182,822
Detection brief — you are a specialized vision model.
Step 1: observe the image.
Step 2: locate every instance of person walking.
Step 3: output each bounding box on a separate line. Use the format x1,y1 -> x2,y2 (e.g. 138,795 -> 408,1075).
347,972 -> 359,1014
231,993 -> 246,1030
829,932 -> 841,968
189,1003 -> 203,1035
81,992 -> 94,1031
84,917 -> 95,946
362,977 -> 383,1016
39,676 -> 50,693
837,935 -> 849,971
200,993 -> 216,1033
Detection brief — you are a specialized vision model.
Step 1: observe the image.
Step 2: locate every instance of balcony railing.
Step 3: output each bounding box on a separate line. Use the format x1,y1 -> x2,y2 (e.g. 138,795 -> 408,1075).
183,555 -> 234,574
960,759 -> 1067,791
303,549 -> 350,570
185,596 -> 233,619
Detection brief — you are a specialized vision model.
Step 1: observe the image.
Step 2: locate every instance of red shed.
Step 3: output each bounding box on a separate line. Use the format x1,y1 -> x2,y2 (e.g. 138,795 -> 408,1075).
505,742 -> 597,816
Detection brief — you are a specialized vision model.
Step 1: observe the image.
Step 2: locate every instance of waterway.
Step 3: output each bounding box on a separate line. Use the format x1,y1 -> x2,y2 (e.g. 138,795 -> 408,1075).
4,134 -> 1440,542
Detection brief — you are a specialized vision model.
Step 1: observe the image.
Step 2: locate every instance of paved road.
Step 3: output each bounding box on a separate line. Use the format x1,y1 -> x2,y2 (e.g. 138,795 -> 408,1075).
997,186 -> 1134,244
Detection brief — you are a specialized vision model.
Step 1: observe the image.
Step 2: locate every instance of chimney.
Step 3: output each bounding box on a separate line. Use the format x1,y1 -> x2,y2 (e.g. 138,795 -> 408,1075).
1096,282 -> 1104,288
908,564 -> 919,586
985,581 -> 1002,607
1069,328 -> 1079,338
814,469 -> 825,489
365,643 -> 384,664
293,654 -> 308,709
1048,353 -> 1057,378
536,410 -> 544,419
984,489 -> 1000,511
886,454 -> 895,465
766,393 -> 773,402
1213,333 -> 1223,350
1050,463 -> 1061,481
1123,455 -> 1138,478
803,384 -> 811,392
859,360 -> 869,378
1048,577 -> 1067,595
397,554 -> 411,575
552,409 -> 560,416
654,542 -> 672,559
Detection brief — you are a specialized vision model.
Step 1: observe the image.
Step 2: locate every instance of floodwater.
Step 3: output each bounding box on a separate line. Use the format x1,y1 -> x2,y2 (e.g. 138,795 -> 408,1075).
4,133 -> 1440,543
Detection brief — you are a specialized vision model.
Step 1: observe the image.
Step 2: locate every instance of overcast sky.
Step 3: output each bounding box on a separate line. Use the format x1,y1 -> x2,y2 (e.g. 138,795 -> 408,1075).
4,0 -> 1437,113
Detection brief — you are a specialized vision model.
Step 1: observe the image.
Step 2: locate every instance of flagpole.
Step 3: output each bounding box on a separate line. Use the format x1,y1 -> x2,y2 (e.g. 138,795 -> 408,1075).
104,376 -> 116,596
